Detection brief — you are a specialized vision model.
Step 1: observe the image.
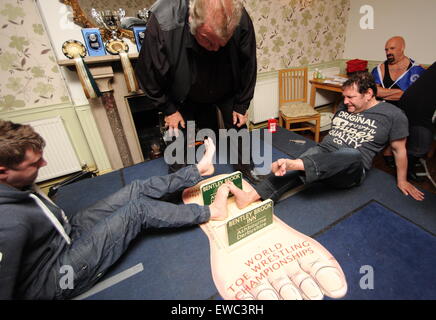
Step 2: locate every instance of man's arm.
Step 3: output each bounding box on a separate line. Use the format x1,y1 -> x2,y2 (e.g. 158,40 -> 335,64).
371,66 -> 404,101
135,14 -> 177,117
232,9 -> 257,127
135,14 -> 185,132
390,138 -> 424,201
376,85 -> 404,101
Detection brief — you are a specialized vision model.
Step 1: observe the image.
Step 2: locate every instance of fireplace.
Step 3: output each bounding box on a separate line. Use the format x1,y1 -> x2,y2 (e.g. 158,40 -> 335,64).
127,94 -> 165,161
58,53 -> 164,171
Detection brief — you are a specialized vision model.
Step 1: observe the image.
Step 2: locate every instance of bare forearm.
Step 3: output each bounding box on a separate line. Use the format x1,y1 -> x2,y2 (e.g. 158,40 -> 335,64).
376,86 -> 404,101
392,146 -> 408,183
390,138 -> 424,201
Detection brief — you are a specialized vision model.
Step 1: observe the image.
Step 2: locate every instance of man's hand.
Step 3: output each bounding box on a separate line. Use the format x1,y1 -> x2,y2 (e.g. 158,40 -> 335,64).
390,138 -> 424,201
397,180 -> 425,201
164,111 -> 185,137
232,111 -> 248,128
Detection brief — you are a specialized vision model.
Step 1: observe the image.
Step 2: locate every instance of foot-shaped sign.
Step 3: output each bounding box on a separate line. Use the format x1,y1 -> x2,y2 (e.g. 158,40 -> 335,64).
183,174 -> 347,300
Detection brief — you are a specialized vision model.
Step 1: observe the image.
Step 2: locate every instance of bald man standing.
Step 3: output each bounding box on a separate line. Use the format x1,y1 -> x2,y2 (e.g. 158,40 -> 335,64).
371,36 -> 427,169
371,36 -> 426,108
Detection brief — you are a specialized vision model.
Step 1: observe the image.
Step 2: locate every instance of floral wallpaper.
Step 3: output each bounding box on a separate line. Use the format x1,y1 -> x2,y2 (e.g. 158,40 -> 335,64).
243,0 -> 350,72
0,0 -> 350,112
0,0 -> 70,112
75,0 -> 350,73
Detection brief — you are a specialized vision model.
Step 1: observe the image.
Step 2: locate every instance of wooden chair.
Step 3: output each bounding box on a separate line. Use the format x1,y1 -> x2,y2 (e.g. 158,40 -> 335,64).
278,67 -> 321,142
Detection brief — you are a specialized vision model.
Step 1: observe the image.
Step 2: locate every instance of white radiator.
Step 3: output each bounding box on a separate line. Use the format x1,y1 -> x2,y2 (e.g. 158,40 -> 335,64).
26,117 -> 82,183
249,73 -> 279,124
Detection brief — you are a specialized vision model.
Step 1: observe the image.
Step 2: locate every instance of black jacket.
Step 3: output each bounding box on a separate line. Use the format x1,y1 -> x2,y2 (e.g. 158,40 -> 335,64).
135,0 -> 257,116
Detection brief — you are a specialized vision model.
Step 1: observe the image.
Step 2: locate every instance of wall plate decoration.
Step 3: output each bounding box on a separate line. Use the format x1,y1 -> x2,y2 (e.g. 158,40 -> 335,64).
81,28 -> 106,56
133,26 -> 146,52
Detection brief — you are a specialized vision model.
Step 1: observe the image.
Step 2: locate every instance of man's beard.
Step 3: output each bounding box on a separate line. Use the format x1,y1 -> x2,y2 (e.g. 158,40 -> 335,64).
387,54 -> 395,64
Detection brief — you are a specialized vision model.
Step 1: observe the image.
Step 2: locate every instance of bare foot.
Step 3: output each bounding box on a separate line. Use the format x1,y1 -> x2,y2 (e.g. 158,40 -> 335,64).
209,185 -> 230,221
271,159 -> 287,176
197,137 -> 215,176
225,181 -> 261,209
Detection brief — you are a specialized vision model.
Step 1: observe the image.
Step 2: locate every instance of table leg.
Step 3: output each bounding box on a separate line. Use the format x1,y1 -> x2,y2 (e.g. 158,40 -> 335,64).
310,84 -> 316,107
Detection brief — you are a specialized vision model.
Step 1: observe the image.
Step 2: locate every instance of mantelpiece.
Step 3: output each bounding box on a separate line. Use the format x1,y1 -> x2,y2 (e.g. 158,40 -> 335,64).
58,53 -> 139,67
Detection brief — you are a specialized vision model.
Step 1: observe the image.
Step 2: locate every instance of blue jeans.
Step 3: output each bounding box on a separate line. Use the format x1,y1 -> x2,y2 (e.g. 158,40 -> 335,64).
254,147 -> 366,203
51,165 -> 209,299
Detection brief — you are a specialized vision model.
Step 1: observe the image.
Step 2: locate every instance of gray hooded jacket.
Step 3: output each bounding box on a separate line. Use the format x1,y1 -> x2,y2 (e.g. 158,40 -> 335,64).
0,183 -> 71,299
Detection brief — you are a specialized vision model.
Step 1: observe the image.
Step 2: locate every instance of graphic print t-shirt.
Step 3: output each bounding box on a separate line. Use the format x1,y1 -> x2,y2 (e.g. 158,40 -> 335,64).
320,102 -> 409,170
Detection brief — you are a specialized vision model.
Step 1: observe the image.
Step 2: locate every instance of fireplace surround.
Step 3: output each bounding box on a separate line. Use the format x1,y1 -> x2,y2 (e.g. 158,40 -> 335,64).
58,53 -> 163,170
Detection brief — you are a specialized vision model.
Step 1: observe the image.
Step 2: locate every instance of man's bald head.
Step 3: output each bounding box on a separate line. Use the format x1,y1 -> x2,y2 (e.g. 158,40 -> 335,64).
385,36 -> 406,64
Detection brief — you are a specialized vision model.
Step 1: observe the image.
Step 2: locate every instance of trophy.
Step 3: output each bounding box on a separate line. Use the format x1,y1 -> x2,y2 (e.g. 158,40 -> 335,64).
61,39 -> 101,99
137,8 -> 150,23
91,8 -> 129,55
91,8 -> 139,93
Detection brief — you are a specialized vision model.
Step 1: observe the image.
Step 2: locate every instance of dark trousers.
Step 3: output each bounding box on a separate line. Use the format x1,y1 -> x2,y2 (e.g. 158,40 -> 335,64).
253,147 -> 366,203
50,165 -> 209,299
400,61 -> 436,157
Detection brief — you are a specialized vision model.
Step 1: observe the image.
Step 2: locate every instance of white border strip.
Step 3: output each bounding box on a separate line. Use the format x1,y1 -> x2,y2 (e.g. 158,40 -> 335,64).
73,263 -> 144,300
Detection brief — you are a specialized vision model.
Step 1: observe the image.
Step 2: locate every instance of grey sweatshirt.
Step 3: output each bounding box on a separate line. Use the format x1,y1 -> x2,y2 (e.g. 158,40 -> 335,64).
0,183 -> 71,299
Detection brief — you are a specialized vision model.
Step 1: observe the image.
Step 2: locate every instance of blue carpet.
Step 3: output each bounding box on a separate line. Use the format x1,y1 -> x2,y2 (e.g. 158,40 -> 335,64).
51,129 -> 436,299
273,168 -> 436,237
316,201 -> 436,300
265,126 -> 317,159
86,200 -> 436,300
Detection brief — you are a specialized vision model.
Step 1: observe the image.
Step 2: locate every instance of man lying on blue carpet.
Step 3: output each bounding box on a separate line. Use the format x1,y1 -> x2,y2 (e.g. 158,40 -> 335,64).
0,121 -> 230,300
225,71 -> 424,208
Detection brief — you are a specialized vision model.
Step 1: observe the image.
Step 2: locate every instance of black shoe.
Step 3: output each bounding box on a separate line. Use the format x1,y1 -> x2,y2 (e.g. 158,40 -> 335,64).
383,155 -> 396,169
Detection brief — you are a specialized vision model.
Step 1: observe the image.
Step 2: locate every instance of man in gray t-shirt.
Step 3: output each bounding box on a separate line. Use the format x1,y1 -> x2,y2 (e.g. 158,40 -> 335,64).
320,101 -> 408,171
226,72 -> 424,208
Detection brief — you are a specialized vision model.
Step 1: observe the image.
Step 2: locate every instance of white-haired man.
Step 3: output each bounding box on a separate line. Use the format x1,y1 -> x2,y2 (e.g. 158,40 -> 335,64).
135,0 -> 260,182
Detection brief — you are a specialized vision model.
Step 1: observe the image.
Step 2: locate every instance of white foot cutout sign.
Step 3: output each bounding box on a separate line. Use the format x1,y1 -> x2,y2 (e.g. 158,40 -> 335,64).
183,172 -> 348,300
